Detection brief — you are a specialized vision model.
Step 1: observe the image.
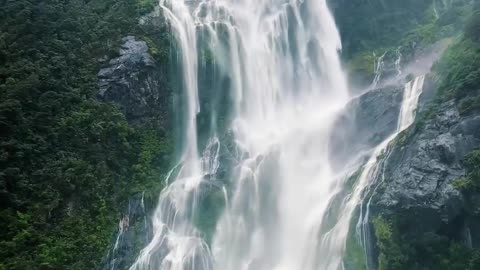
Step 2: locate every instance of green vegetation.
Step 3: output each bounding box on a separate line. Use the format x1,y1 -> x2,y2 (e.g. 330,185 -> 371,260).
397,1 -> 470,56
427,5 -> 480,200
343,209 -> 368,270
0,0 -> 478,269
403,5 -> 480,138
348,52 -> 377,82
332,0 -> 433,59
336,0 -> 473,84
372,217 -> 408,270
0,0 -> 172,269
454,150 -> 480,191
372,216 -> 480,270
137,0 -> 158,15
432,12 -> 480,115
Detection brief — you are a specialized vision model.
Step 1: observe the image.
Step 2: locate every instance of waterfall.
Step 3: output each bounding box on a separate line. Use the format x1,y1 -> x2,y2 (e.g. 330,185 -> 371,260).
394,47 -> 402,77
130,0 -> 350,269
129,1 -> 212,269
315,75 -> 425,270
433,0 -> 440,20
397,76 -> 426,130
129,1 -> 426,270
371,51 -> 387,89
352,75 -> 426,269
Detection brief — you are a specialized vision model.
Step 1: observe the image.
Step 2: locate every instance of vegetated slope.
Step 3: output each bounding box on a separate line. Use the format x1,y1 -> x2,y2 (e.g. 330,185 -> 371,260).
0,1 -> 172,269
331,0 -> 473,86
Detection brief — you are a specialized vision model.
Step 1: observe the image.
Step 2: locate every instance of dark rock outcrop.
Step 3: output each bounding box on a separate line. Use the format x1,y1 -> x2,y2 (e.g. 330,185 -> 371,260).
97,36 -> 170,122
330,85 -> 403,169
103,193 -> 153,270
371,98 -> 480,247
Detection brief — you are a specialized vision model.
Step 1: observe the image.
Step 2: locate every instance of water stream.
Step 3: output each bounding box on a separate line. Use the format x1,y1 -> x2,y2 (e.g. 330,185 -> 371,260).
129,1 -> 426,269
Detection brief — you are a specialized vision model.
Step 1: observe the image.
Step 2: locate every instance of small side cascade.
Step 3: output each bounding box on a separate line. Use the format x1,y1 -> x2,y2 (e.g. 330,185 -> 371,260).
394,47 -> 402,77
356,75 -> 426,268
130,136 -> 221,270
106,215 -> 130,270
103,192 -> 153,270
371,51 -> 387,89
140,191 -> 148,242
433,0 -> 440,19
398,75 -> 426,130
319,75 -> 425,270
106,205 -> 132,270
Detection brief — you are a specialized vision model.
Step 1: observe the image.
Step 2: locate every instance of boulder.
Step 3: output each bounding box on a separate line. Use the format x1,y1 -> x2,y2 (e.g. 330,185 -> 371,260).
330,85 -> 403,169
98,36 -> 169,122
371,99 -> 480,247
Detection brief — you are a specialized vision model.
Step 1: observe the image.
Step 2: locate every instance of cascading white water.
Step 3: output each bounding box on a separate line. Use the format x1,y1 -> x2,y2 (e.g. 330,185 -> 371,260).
131,0 -> 350,269
209,1 -> 349,269
397,76 -> 426,130
130,1 -> 427,270
352,75 -> 427,269
130,1 -> 216,269
394,47 -> 402,77
371,51 -> 387,89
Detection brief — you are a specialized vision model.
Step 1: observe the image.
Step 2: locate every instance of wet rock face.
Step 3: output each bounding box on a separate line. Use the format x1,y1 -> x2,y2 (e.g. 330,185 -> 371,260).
372,99 -> 480,247
98,36 -> 170,270
98,36 -> 169,122
103,193 -> 152,270
330,85 -> 403,169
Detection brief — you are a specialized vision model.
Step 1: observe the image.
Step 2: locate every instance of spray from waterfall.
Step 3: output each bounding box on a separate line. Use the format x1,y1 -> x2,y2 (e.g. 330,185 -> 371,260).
128,1 -> 429,270
131,0 -> 352,269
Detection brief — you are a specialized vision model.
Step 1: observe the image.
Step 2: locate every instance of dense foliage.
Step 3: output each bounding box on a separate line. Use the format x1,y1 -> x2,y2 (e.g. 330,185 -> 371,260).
331,0 -> 433,58
433,11 -> 480,116
332,0 -> 473,85
373,216 -> 480,270
454,150 -> 480,191
0,0 -> 172,269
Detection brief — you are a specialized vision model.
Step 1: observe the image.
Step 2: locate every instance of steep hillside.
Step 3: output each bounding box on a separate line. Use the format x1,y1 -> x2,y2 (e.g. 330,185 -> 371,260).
331,0 -> 473,86
364,5 -> 480,270
1,0 -> 479,269
0,1 -> 173,269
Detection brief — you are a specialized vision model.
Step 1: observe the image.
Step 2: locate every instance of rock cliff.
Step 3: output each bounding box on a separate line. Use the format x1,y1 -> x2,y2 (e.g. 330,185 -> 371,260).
98,36 -> 170,123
